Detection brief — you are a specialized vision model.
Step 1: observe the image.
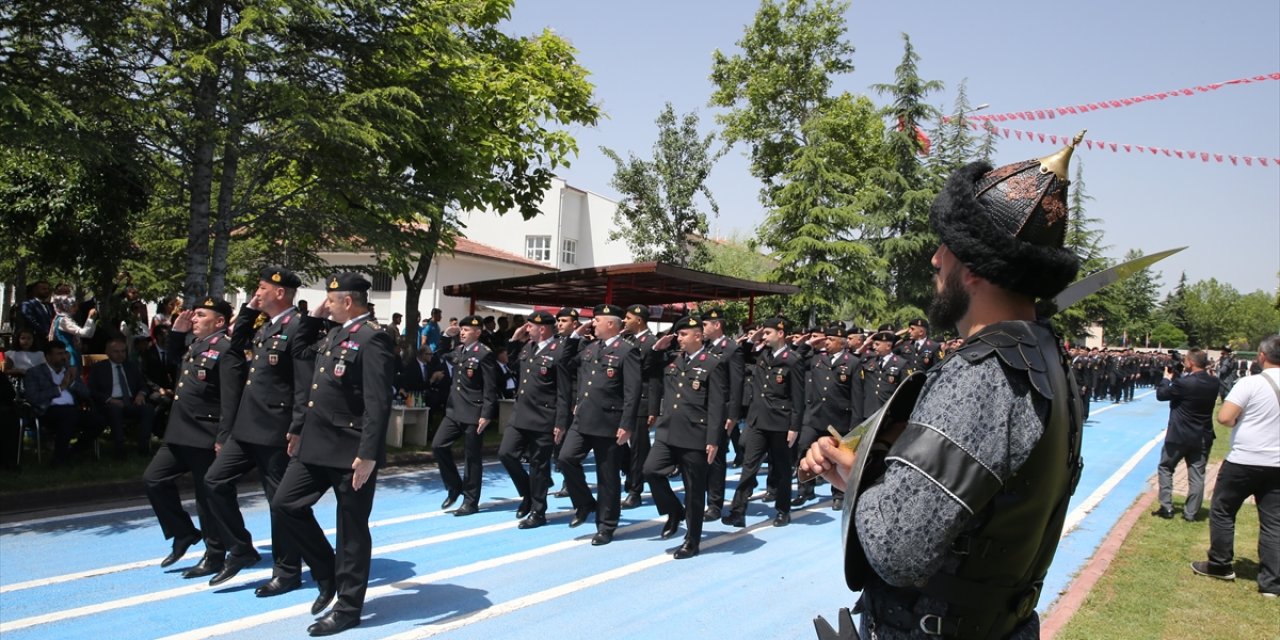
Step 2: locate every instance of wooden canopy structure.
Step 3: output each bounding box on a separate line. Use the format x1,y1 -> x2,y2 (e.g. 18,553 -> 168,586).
442,262 -> 798,323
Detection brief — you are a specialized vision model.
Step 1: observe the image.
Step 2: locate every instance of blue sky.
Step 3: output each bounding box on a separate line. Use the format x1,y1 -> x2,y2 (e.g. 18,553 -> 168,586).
504,0 -> 1279,297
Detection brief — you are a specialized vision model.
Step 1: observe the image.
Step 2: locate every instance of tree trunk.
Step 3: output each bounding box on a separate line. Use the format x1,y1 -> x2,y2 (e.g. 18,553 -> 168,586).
402,226 -> 442,353
182,1 -> 224,302
209,58 -> 244,299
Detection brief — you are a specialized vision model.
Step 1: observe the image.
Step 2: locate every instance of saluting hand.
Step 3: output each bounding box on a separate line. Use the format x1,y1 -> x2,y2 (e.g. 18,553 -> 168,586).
653,334 -> 675,350
172,309 -> 194,333
352,457 -> 375,491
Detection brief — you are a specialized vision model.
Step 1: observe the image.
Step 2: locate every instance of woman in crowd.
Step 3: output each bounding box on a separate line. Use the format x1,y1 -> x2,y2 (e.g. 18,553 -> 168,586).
49,294 -> 97,376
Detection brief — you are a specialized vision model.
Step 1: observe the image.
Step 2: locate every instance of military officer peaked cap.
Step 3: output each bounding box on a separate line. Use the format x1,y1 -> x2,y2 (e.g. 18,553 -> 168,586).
459,315 -> 484,327
673,316 -> 701,331
625,304 -> 650,320
930,131 -> 1084,299
555,307 -> 579,319
527,310 -> 555,325
260,266 -> 301,289
700,307 -> 726,322
326,272 -> 372,292
593,304 -> 621,318
195,296 -> 234,319
761,317 -> 788,332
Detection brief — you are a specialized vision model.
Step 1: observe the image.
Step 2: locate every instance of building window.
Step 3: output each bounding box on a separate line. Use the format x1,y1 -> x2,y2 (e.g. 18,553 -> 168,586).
370,271 -> 393,293
525,235 -> 552,262
561,238 -> 577,265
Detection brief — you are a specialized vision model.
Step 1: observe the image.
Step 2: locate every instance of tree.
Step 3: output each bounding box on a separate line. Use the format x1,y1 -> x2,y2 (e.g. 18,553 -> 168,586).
1147,321 -> 1187,349
1054,161 -> 1118,340
1161,271 -> 1193,343
927,79 -> 980,177
1111,248 -> 1162,345
1231,290 -> 1280,347
601,103 -> 722,268
703,233 -> 780,329
1181,278 -> 1240,347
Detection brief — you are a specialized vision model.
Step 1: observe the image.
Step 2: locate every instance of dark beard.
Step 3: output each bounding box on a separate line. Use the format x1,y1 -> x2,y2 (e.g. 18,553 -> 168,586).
927,268 -> 970,331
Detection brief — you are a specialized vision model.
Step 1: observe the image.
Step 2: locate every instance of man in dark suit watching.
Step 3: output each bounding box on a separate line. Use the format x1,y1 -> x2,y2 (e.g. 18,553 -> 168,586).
1153,348 -> 1221,521
394,342 -> 450,432
89,336 -> 157,457
433,315 -> 499,516
273,273 -> 394,636
23,341 -> 101,465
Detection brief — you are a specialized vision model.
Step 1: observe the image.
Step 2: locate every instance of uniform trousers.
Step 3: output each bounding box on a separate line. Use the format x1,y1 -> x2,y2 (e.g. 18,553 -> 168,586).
498,426 -> 555,517
558,429 -> 619,532
705,423 -> 732,510
1207,460 -> 1280,595
204,437 -> 300,578
432,416 -> 483,507
272,459 -> 378,615
144,443 -> 224,555
619,414 -> 651,497
729,426 -> 792,516
1157,440 -> 1207,519
643,440 -> 707,545
795,425 -> 845,500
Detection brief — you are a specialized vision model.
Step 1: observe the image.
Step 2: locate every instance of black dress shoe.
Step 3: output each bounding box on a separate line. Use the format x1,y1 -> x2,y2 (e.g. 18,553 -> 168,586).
660,512 -> 683,540
722,512 -> 746,528
791,493 -> 811,508
307,610 -> 361,637
453,502 -> 479,517
518,514 -> 547,529
255,576 -> 302,597
702,506 -> 722,522
554,486 -> 570,498
515,497 -> 531,519
1151,507 -> 1175,520
773,512 -> 791,527
181,554 -> 225,579
441,490 -> 461,510
591,530 -> 614,546
311,580 -> 337,615
162,531 -> 203,568
762,489 -> 776,503
831,496 -> 844,511
208,550 -> 261,586
620,492 -> 641,509
673,542 -> 700,560
569,506 -> 594,528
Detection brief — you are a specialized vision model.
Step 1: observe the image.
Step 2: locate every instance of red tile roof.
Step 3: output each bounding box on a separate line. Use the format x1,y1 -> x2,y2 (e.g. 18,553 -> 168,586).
453,237 -> 555,270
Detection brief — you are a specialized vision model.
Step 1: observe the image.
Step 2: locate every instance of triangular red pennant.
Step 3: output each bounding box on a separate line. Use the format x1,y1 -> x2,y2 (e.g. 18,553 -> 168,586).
1258,157 -> 1268,167
1038,133 -> 1046,142
1002,128 -> 1010,137
1200,152 -> 1209,162
1230,155 -> 1238,165
1050,135 -> 1058,144
1109,143 -> 1118,152
1015,130 -> 1022,140
1124,144 -> 1132,152
1214,153 -> 1223,162
1085,139 -> 1093,149
1135,145 -> 1144,153
1160,148 -> 1170,156
1244,157 -> 1253,166
1174,150 -> 1184,158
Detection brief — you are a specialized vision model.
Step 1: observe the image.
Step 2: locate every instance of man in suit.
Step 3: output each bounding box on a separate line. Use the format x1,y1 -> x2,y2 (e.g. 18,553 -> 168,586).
89,336 -> 157,457
793,324 -> 861,509
860,330 -> 910,421
273,273 -> 394,636
433,315 -> 499,516
894,318 -> 942,373
18,280 -> 54,350
700,307 -> 744,522
499,311 -> 577,529
394,341 -> 450,433
204,267 -> 323,596
558,304 -> 641,546
23,341 -> 102,465
724,317 -> 804,528
1153,348 -> 1221,521
644,316 -> 728,559
618,304 -> 663,509
142,298 -> 245,579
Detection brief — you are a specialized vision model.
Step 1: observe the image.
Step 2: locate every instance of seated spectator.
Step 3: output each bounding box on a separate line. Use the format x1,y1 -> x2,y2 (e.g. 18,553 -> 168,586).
88,337 -> 156,458
23,341 -> 103,466
49,294 -> 98,372
4,329 -> 47,374
396,342 -> 451,432
138,324 -> 178,392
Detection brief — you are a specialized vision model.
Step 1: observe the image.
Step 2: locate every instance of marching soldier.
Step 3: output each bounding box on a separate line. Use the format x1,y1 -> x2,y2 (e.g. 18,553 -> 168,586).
557,304 -> 641,546
643,316 -> 728,559
498,311 -> 577,529
723,317 -> 803,528
272,273 -> 395,636
793,324 -> 860,509
699,307 -> 744,522
860,330 -> 910,421
205,267 -> 324,594
894,318 -> 942,372
551,307 -> 581,499
143,298 -> 244,578
433,315 -> 499,516
619,304 -> 663,509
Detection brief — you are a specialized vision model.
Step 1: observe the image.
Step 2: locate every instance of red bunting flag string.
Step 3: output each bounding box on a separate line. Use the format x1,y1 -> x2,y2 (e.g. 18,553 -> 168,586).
967,121 -> 1279,168
942,73 -> 1280,124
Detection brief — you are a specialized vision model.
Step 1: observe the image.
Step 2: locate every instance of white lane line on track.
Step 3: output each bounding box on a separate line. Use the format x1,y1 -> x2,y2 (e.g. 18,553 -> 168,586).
1060,429 -> 1166,539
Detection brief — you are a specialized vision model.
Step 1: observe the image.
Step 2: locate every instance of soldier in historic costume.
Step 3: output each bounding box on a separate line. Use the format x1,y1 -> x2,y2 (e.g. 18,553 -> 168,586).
802,135 -> 1087,639
894,318 -> 942,373
793,325 -> 860,509
205,267 -> 325,594
642,316 -> 729,559
499,311 -> 578,529
433,315 -> 499,516
618,303 -> 664,509
557,304 -> 642,546
860,331 -> 909,422
143,298 -> 244,578
272,273 -> 395,636
699,307 -> 745,522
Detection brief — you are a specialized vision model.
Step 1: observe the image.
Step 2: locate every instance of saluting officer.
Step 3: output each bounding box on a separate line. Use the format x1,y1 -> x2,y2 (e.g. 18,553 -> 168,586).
894,318 -> 942,372
550,307 -> 581,498
205,267 -> 324,594
272,273 -> 395,636
699,307 -> 744,522
619,303 -> 663,509
144,298 -> 244,578
498,311 -> 577,529
433,315 -> 499,516
557,304 -> 641,546
643,316 -> 728,559
793,324 -> 860,509
723,317 -> 803,528
860,330 -> 910,421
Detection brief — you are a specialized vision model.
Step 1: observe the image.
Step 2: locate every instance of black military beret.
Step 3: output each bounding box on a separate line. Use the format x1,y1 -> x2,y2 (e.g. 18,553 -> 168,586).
594,304 -> 622,318
673,316 -> 701,331
325,272 -> 372,292
459,315 -> 484,327
195,296 -> 234,319
824,324 -> 845,337
871,330 -> 899,344
845,325 -> 865,337
528,310 -> 555,325
908,318 -> 929,329
555,307 -> 579,319
260,266 -> 301,289
700,307 -> 725,321
625,304 -> 650,320
761,317 -> 788,332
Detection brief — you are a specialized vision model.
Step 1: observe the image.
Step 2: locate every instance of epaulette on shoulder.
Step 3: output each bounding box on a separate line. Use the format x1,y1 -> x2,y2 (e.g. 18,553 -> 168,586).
366,320 -> 382,331
956,321 -> 1054,399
